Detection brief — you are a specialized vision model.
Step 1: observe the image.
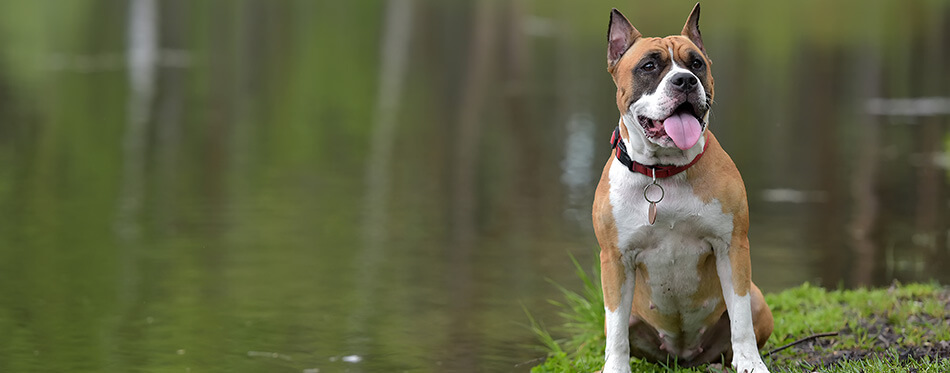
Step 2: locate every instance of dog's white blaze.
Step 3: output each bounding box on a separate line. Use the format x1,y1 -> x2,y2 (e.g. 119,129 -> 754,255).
716,250 -> 771,373
665,46 -> 708,111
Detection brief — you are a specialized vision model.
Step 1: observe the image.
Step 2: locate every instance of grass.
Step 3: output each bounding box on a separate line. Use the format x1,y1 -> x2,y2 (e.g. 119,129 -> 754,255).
526,255 -> 950,372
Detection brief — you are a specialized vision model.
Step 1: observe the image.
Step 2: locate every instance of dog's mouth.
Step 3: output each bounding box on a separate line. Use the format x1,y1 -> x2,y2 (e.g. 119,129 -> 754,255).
637,103 -> 706,150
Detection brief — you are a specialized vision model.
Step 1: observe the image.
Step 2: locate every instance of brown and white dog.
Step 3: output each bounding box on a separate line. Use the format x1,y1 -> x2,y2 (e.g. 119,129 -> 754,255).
592,4 -> 772,373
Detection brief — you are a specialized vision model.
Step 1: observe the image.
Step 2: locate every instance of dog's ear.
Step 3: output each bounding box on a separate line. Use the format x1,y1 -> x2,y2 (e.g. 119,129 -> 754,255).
681,3 -> 705,55
607,8 -> 641,72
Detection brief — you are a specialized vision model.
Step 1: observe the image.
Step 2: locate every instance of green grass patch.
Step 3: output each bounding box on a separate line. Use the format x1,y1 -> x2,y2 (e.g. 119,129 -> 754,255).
527,255 -> 950,372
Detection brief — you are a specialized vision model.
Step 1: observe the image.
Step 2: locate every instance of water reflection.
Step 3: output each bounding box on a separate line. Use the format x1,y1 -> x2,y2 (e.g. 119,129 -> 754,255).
561,112 -> 596,224
116,0 -> 157,241
0,1 -> 947,372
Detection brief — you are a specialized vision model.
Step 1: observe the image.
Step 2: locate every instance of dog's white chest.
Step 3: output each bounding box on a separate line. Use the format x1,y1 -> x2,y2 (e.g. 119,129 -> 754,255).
608,160 -> 733,252
607,160 -> 733,333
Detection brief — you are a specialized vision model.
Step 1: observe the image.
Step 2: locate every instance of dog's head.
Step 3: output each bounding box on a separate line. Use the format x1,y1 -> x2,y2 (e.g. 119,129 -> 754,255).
607,3 -> 713,151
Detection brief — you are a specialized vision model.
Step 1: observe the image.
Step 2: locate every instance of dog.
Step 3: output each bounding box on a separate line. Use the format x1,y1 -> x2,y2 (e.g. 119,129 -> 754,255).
592,4 -> 773,373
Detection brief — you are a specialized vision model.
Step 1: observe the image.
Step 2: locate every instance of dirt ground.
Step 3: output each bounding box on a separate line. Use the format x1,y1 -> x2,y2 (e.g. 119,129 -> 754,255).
763,288 -> 950,371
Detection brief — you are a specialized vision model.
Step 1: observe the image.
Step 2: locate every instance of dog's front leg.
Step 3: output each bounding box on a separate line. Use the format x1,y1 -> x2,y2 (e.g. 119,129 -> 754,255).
714,234 -> 770,373
601,248 -> 635,373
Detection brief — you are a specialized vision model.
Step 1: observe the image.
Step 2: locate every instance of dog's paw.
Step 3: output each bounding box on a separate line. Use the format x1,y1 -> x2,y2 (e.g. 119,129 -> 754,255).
601,358 -> 631,373
732,349 -> 769,373
732,351 -> 770,373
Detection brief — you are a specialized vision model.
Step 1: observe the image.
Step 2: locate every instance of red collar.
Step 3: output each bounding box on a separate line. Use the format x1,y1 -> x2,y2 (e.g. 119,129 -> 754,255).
610,127 -> 709,178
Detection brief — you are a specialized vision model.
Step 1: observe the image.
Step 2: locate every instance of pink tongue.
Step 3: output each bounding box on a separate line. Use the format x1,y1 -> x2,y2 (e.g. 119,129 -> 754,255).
663,112 -> 702,150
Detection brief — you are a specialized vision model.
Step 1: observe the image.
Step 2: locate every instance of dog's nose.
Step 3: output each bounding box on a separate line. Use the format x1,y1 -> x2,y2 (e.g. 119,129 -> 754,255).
671,73 -> 698,92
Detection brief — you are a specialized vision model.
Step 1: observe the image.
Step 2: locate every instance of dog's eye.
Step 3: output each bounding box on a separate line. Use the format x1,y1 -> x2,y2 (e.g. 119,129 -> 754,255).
691,59 -> 704,70
641,61 -> 656,72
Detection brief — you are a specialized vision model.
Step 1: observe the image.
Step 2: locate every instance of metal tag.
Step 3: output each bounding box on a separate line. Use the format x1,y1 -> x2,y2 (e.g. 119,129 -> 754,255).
648,202 -> 657,225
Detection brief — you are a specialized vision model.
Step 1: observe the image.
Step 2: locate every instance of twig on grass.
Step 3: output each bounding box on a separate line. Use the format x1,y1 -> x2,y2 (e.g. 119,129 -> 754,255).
764,332 -> 840,357
515,356 -> 547,368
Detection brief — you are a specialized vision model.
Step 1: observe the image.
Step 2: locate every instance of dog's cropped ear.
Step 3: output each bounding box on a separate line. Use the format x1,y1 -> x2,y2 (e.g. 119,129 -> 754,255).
607,8 -> 641,72
681,3 -> 705,55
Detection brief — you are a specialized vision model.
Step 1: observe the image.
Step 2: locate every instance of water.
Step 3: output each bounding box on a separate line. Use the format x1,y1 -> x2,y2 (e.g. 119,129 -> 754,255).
0,1 -> 947,371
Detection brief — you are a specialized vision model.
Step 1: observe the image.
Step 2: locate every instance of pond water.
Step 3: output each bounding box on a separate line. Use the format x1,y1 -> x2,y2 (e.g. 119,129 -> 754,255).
0,1 -> 948,372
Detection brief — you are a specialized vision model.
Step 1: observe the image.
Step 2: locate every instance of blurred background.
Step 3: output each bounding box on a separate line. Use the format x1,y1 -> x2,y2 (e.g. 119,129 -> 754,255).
0,0 -> 947,371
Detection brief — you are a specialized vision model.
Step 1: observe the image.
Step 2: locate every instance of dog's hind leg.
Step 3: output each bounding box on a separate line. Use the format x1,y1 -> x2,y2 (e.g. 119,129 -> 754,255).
749,282 -> 773,349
